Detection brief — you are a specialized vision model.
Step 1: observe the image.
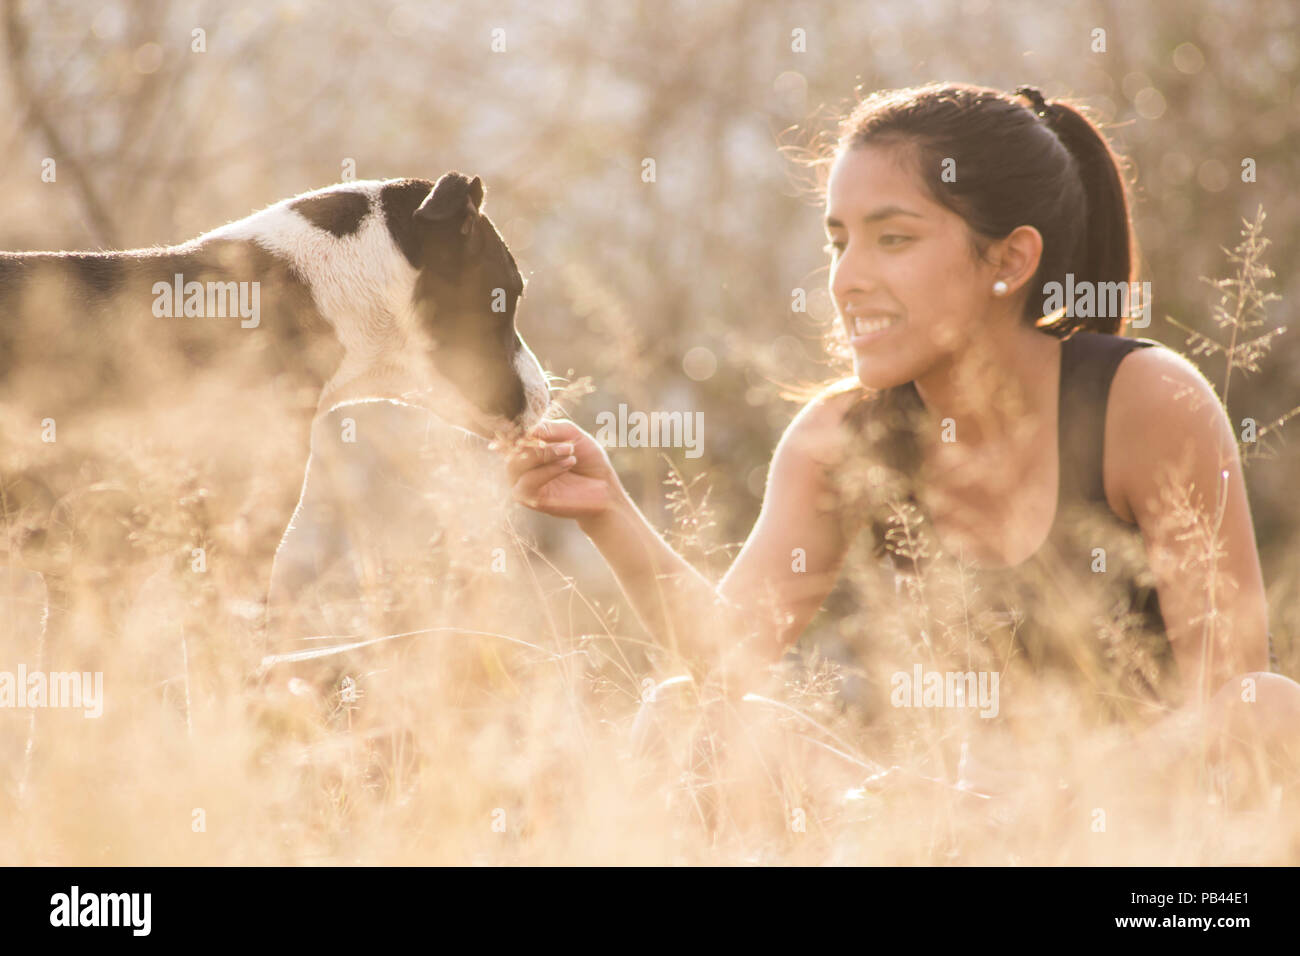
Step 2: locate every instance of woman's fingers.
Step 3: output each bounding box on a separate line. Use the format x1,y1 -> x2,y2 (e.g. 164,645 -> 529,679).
504,440 -> 575,483
511,457 -> 577,509
492,418 -> 581,452
529,419 -> 582,443
494,420 -> 581,477
492,419 -> 609,514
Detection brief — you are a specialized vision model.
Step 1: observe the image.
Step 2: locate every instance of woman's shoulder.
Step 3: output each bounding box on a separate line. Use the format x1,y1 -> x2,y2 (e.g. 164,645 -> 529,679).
785,376 -> 867,430
801,375 -> 873,416
1063,331 -> 1210,418
1108,337 -> 1220,412
776,377 -> 888,469
1106,338 -> 1236,515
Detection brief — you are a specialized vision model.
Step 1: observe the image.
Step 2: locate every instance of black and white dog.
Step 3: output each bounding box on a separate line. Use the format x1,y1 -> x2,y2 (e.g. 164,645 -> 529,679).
0,170 -> 548,441
0,172 -> 549,641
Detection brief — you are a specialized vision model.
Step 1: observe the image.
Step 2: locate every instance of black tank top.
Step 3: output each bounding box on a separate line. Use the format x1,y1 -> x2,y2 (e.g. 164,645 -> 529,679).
855,332 -> 1180,723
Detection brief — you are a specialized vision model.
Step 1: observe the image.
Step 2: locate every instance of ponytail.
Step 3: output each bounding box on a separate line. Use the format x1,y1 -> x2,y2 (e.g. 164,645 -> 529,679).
1039,98 -> 1137,335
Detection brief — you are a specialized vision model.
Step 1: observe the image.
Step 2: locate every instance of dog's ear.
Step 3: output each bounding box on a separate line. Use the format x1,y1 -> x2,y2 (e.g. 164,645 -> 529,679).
414,172 -> 485,236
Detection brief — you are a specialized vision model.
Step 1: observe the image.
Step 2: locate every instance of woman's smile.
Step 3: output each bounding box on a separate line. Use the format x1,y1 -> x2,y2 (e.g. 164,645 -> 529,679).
848,313 -> 904,346
843,304 -> 905,347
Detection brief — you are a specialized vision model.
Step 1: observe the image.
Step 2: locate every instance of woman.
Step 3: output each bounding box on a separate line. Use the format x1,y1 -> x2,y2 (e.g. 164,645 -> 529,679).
504,83 -> 1300,800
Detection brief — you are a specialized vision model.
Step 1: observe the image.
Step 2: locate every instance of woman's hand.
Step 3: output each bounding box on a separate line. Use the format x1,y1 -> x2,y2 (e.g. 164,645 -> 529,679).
500,419 -> 623,521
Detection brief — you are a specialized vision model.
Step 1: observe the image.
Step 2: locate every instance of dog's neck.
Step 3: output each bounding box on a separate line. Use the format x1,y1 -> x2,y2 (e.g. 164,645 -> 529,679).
318,348 -> 492,440
319,395 -> 492,453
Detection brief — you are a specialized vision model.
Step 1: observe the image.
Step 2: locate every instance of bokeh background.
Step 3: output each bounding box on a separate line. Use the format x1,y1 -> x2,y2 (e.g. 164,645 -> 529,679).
1,0 -> 1298,863
6,0 -> 1297,645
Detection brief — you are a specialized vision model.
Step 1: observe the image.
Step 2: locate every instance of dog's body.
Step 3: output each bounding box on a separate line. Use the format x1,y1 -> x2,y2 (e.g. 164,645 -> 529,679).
0,172 -> 548,661
265,397 -> 525,650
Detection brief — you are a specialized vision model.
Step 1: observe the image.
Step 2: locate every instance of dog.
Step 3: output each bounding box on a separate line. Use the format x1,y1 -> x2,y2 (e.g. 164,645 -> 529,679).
0,171 -> 549,663
0,169 -> 547,449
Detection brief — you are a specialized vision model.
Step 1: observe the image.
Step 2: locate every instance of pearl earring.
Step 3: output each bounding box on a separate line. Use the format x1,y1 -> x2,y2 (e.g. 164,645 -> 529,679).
992,280 -> 1009,297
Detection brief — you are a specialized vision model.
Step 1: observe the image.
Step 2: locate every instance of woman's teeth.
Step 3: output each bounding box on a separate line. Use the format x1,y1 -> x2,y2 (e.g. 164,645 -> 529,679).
852,315 -> 900,335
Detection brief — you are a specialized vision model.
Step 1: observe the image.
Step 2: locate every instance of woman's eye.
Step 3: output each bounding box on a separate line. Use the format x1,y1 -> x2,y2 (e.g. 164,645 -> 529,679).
824,235 -> 909,255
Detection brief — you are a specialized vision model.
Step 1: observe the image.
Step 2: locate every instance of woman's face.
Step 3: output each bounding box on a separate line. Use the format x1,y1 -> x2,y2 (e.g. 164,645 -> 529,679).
825,144 -> 999,390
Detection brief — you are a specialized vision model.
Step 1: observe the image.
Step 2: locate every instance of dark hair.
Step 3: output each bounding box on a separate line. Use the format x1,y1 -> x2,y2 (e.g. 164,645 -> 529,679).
825,81 -> 1138,336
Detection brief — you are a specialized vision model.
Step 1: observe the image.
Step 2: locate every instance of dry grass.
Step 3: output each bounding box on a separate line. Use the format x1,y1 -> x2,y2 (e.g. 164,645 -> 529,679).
1,213 -> 1298,866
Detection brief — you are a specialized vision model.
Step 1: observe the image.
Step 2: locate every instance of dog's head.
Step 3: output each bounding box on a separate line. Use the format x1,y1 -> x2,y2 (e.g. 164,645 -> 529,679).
400,172 -> 549,436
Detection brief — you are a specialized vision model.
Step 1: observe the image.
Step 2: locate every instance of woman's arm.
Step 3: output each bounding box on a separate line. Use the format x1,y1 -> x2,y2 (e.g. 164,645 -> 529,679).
1109,345 -> 1270,704
715,388 -> 865,653
964,346 -> 1285,799
1096,345 -> 1300,794
504,386 -> 863,676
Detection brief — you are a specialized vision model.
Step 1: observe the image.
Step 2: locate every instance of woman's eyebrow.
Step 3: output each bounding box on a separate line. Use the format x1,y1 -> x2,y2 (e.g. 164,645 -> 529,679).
824,204 -> 924,229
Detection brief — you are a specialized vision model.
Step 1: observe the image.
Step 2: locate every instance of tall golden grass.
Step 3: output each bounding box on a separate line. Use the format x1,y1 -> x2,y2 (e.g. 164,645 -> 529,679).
1,211 -> 1296,866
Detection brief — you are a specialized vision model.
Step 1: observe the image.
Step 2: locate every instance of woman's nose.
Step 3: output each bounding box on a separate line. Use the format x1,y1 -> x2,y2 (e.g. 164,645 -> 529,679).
831,256 -> 877,306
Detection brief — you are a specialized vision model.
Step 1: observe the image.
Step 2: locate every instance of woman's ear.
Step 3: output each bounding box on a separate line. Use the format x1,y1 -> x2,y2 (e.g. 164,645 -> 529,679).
991,224 -> 1044,296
